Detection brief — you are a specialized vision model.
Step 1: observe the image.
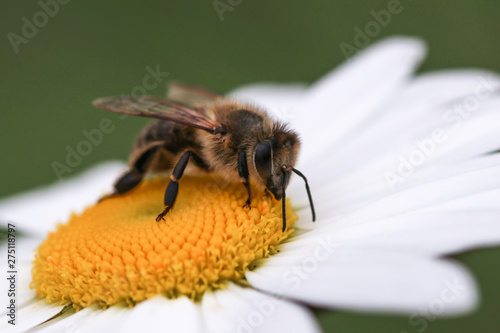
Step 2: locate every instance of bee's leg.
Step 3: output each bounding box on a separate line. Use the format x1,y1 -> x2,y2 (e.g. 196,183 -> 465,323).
99,143 -> 163,202
156,151 -> 191,222
238,151 -> 252,209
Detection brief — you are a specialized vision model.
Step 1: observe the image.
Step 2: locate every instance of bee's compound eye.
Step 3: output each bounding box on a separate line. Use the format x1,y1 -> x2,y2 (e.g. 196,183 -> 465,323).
255,140 -> 272,178
255,141 -> 272,165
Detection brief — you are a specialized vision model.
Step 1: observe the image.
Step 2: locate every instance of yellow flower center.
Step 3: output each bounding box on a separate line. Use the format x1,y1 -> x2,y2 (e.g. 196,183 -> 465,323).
31,176 -> 296,309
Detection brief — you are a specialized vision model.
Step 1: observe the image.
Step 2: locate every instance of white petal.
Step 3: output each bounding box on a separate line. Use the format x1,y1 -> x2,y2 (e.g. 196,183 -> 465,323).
295,37 -> 425,161
34,297 -> 202,333
305,155 -> 500,226
247,249 -> 477,315
306,73 -> 499,170
354,97 -> 500,171
344,163 -> 500,226
307,209 -> 500,257
119,296 -> 202,332
201,283 -> 320,333
35,306 -> 102,333
426,98 -> 500,163
294,103 -> 500,213
0,300 -> 65,332
0,162 -> 126,236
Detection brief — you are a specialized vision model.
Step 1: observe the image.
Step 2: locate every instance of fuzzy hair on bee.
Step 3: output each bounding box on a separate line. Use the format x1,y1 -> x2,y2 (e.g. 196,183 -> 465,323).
93,82 -> 315,231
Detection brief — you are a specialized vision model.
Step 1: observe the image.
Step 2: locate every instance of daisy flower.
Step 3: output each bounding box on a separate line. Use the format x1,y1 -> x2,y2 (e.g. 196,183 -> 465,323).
2,36 -> 500,333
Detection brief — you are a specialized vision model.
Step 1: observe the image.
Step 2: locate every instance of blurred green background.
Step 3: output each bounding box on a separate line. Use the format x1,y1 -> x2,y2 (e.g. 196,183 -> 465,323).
1,1 -> 499,332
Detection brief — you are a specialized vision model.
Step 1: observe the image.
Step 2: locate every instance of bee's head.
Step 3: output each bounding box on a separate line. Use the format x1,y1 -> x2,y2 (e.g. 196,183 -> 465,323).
252,123 -> 315,231
252,126 -> 300,200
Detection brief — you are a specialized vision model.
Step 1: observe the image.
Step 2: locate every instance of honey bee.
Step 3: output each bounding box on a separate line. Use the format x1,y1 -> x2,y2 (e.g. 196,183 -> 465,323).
93,82 -> 315,231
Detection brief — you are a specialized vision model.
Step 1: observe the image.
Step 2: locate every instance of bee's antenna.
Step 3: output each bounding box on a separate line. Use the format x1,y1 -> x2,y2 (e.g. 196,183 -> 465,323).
292,168 -> 316,222
281,188 -> 287,232
281,171 -> 289,232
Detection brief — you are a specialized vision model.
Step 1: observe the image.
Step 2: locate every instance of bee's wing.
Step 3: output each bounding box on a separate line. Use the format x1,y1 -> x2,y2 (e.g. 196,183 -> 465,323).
167,82 -> 222,106
93,95 -> 224,134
